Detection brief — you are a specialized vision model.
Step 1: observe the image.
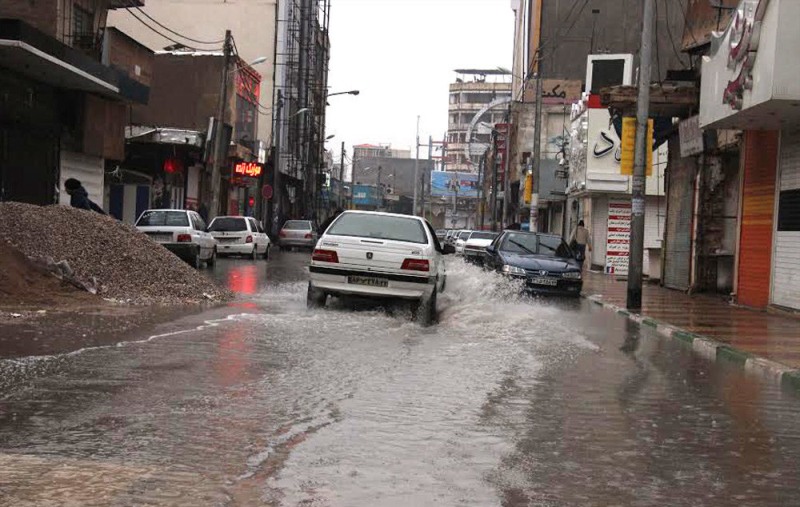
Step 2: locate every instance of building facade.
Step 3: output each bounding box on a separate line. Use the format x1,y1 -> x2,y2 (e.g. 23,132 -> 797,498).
698,0 -> 800,312
0,1 -> 150,209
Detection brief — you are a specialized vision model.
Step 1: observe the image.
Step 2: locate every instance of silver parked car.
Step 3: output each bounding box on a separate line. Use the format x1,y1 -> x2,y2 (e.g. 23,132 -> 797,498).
278,220 -> 318,251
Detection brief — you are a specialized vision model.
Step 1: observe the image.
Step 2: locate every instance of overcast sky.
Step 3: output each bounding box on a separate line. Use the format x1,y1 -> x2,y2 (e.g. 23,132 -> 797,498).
325,0 -> 514,160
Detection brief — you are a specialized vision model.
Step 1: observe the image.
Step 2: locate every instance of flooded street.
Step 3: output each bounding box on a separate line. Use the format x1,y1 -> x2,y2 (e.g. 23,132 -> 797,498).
1,251 -> 799,506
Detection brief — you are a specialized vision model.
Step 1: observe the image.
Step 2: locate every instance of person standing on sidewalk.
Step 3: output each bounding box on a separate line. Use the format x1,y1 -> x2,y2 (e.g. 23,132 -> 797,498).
64,178 -> 106,214
569,220 -> 591,266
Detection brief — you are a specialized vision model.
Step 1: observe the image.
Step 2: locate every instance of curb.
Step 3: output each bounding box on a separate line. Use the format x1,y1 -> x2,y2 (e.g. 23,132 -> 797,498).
585,294 -> 800,393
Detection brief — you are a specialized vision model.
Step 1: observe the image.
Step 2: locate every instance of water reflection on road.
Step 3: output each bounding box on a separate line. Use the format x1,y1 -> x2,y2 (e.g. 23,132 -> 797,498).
0,252 -> 798,506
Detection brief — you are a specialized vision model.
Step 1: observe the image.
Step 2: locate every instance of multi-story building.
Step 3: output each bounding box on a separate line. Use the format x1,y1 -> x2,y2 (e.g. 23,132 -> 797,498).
509,0 -> 685,277
353,144 -> 411,160
0,1 -> 151,208
446,70 -> 512,173
273,0 -> 330,227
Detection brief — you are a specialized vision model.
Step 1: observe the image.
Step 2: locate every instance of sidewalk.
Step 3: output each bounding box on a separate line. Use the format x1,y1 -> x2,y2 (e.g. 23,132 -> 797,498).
581,271 -> 800,390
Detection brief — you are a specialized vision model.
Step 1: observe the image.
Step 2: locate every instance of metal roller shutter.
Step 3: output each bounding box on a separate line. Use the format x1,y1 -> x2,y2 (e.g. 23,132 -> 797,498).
664,157 -> 696,290
772,129 -> 800,310
738,130 -> 778,308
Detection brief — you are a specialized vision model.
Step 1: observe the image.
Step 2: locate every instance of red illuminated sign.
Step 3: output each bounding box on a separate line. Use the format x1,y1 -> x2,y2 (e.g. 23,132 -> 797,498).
233,162 -> 263,178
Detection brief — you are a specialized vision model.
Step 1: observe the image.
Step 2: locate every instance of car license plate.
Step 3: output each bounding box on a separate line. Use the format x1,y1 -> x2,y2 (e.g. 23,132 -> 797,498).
529,276 -> 558,286
348,275 -> 388,287
147,233 -> 172,242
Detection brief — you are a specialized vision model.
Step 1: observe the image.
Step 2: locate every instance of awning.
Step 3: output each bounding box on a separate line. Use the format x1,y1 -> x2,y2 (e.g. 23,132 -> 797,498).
0,19 -> 148,104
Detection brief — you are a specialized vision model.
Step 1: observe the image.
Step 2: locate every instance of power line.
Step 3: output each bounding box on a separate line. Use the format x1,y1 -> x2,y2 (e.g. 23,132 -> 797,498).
663,0 -> 691,69
124,8 -> 205,51
129,5 -> 225,46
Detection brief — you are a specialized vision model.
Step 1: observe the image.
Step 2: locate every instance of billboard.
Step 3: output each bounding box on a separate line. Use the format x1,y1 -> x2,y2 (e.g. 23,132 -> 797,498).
430,171 -> 480,198
351,184 -> 382,207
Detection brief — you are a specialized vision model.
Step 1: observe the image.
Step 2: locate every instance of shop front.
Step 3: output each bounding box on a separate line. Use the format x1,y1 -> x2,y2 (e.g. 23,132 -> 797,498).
700,0 -> 800,310
227,161 -> 263,217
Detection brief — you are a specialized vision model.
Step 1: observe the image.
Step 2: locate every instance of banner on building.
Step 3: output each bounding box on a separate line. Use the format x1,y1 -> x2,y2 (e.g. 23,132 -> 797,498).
430,171 -> 480,198
620,117 -> 653,176
605,199 -> 631,275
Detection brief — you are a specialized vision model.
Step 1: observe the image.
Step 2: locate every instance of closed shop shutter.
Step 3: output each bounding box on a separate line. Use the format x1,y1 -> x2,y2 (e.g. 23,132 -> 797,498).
772,129 -> 800,310
591,195 -> 608,267
738,130 -> 778,308
59,151 -> 104,206
664,156 -> 696,290
644,195 -> 666,277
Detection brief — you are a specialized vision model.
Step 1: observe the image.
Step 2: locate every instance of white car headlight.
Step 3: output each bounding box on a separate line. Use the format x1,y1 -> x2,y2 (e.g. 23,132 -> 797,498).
562,271 -> 582,280
501,264 -> 526,276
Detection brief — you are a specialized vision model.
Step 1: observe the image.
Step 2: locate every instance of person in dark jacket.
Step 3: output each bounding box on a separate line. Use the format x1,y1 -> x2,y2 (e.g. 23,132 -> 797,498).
318,207 -> 344,235
64,178 -> 106,214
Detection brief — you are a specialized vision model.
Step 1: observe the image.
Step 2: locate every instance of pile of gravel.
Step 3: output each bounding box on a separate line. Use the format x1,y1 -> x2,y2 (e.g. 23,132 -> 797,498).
0,202 -> 231,305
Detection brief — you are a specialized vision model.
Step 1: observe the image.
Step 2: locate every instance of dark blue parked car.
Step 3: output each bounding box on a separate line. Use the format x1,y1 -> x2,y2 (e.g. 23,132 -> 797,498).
484,230 -> 583,297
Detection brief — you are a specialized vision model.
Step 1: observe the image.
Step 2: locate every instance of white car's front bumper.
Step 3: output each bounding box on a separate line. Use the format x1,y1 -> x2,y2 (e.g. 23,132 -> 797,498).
309,265 -> 434,300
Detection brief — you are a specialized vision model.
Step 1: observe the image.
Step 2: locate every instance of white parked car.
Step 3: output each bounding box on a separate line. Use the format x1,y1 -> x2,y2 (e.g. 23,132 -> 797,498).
207,215 -> 270,260
307,211 -> 449,325
462,231 -> 499,265
454,230 -> 473,255
135,209 -> 217,269
278,220 -> 319,251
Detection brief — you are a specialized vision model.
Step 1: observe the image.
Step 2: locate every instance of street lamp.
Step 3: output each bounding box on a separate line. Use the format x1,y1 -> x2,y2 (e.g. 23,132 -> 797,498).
327,89 -> 360,98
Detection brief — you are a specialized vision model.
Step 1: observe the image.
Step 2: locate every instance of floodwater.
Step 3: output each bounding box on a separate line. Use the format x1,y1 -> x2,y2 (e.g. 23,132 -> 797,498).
0,252 -> 798,506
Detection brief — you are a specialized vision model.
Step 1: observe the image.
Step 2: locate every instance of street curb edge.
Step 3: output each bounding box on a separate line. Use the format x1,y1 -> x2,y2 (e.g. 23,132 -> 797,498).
584,294 -> 800,393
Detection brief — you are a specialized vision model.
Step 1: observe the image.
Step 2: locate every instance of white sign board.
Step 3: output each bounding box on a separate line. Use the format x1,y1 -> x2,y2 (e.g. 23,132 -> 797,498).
605,200 -> 631,276
679,116 -> 703,157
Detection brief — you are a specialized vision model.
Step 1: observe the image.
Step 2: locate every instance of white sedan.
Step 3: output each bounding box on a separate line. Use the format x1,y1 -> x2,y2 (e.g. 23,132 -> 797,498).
208,215 -> 270,260
462,231 -> 499,265
307,211 -> 449,325
454,230 -> 473,255
135,209 -> 217,268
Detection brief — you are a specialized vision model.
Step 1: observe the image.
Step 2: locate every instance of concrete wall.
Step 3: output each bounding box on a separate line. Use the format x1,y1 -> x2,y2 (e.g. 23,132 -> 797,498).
104,27 -> 153,87
0,0 -> 59,37
108,1 -> 277,143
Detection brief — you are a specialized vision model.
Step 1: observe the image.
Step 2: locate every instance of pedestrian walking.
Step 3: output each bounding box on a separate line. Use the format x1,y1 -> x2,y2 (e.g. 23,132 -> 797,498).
569,220 -> 591,266
64,178 -> 106,214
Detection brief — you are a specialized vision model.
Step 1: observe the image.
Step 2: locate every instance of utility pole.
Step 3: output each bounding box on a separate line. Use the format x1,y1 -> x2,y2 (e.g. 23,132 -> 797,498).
339,141 -> 345,208
530,73 -> 543,232
491,154 -> 498,231
209,29 -> 232,220
271,89 -> 284,236
426,135 -> 433,220
502,105 -> 512,228
413,115 -> 420,216
627,0 -> 655,310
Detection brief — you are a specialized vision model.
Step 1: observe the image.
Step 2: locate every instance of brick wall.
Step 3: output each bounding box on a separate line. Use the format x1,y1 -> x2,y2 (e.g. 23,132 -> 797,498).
0,0 -> 59,37
105,27 -> 153,87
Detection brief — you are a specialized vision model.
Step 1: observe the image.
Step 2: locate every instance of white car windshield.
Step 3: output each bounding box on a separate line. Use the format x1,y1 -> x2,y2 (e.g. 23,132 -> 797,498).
283,220 -> 312,230
326,213 -> 428,244
136,211 -> 189,227
208,217 -> 247,232
469,232 -> 497,241
458,231 -> 471,240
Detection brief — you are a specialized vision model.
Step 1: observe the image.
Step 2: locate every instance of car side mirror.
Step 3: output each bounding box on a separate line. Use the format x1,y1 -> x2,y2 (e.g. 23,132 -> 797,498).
442,243 -> 456,255
485,245 -> 496,255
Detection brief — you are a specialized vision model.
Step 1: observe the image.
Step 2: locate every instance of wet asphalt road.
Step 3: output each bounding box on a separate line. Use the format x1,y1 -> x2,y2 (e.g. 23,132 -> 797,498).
1,251 -> 799,506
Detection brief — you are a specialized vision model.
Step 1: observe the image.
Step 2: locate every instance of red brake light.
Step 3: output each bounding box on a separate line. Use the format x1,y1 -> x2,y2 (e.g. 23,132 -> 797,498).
304,233 -> 313,239
245,235 -> 253,243
312,249 -> 339,263
401,258 -> 429,272
177,234 -> 192,242
279,230 -> 287,238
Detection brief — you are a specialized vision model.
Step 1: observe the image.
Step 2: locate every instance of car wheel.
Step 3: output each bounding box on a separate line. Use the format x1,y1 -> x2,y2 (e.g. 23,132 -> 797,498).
206,248 -> 217,267
306,282 -> 326,309
191,250 -> 202,269
415,289 -> 437,327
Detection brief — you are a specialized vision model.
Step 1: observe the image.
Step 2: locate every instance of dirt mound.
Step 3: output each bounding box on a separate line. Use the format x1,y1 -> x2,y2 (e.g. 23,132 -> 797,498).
0,202 -> 231,305
0,240 -> 94,307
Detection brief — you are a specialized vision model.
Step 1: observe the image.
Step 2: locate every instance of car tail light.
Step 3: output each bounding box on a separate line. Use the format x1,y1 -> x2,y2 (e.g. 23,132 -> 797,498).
177,234 -> 192,242
304,233 -> 313,239
279,230 -> 287,238
401,258 -> 429,272
312,249 -> 339,263
245,235 -> 253,243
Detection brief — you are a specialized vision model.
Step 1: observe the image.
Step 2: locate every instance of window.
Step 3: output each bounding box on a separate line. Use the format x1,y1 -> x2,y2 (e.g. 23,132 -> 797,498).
192,213 -> 207,232
326,213 -> 428,244
72,5 -> 93,38
500,233 -> 572,258
136,211 -> 190,227
247,218 -> 260,233
283,220 -> 312,230
469,232 -> 497,240
209,217 -> 248,232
